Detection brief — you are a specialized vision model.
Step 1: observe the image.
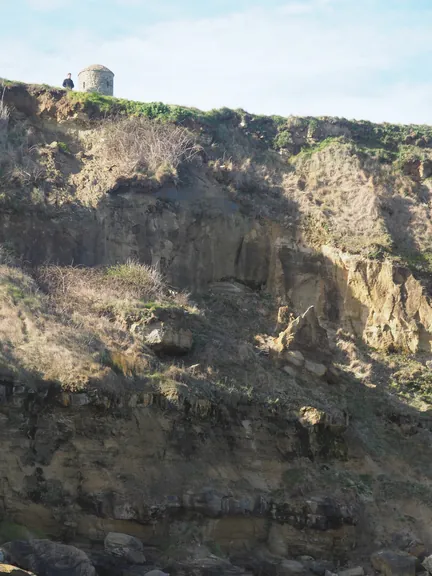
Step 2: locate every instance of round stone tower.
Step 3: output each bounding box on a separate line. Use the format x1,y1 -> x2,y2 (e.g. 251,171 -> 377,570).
78,64 -> 114,96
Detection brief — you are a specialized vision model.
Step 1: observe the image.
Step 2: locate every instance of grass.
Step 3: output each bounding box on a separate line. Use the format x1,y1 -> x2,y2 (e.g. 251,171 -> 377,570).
57,141 -> 70,154
291,136 -> 347,160
105,260 -> 166,300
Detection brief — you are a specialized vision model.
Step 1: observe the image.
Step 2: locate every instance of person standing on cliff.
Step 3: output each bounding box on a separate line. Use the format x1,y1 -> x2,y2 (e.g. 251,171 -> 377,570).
62,73 -> 74,90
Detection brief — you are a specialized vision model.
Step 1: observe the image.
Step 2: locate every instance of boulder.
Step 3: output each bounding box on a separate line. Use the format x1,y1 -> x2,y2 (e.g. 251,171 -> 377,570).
371,550 -> 416,576
308,562 -> 335,576
283,365 -> 298,377
145,326 -> 193,356
143,571 -> 169,576
104,533 -> 146,565
285,350 -> 305,367
305,360 -> 327,377
279,560 -> 307,576
338,568 -> 364,576
1,540 -> 95,576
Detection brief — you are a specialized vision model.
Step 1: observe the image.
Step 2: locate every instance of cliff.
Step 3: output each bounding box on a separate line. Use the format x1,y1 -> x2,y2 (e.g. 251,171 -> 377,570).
1,81 -> 432,576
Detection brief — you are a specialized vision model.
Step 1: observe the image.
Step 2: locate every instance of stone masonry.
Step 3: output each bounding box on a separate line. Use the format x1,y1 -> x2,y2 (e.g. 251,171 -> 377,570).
78,64 -> 114,96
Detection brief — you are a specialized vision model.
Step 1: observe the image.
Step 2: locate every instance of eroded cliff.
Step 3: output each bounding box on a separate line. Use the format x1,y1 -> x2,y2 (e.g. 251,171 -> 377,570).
2,82 -> 432,576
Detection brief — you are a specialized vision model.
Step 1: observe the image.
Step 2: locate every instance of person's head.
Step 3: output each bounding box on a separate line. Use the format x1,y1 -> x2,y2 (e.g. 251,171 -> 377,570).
67,73 -> 71,78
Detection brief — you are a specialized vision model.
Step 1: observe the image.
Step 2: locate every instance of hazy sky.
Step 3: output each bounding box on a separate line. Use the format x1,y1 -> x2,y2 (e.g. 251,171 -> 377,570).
1,0 -> 432,123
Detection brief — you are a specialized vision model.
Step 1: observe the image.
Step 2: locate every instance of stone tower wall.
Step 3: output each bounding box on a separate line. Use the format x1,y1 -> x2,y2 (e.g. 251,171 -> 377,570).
78,70 -> 114,96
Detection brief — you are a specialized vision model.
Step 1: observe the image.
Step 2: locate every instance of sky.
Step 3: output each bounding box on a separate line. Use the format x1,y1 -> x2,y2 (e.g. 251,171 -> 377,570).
1,0 -> 432,124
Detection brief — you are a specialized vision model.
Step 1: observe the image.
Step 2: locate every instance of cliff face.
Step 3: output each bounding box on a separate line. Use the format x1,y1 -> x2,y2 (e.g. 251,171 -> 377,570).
2,83 -> 432,574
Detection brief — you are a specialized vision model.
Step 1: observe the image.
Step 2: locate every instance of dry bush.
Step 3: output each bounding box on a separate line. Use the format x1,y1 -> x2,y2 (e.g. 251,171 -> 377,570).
38,260 -> 166,310
284,142 -> 392,253
0,110 -> 46,193
99,117 -> 200,177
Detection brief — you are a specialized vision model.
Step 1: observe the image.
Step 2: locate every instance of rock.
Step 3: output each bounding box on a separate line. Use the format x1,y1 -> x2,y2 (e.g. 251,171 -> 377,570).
144,571 -> 169,576
338,568 -> 364,576
209,281 -> 251,294
271,306 -> 331,363
371,550 -> 416,576
309,562 -> 335,576
391,531 -> 425,559
145,326 -> 193,356
279,560 -> 307,576
276,306 -> 295,332
104,532 -> 146,565
71,393 -> 90,407
283,365 -> 298,377
305,360 -> 327,377
299,406 -> 348,434
422,555 -> 432,573
1,540 -> 95,576
0,565 -> 34,576
285,350 -> 305,367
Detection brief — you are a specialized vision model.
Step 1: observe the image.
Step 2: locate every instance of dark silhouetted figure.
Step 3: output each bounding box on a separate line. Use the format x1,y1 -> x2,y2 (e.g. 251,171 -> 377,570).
62,73 -> 74,90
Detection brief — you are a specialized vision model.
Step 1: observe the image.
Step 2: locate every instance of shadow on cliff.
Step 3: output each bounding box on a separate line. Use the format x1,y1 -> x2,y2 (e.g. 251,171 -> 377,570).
0,168 -> 302,293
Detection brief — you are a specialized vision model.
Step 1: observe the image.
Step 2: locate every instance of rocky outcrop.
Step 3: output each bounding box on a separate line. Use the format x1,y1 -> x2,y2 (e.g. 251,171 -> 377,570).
323,246 -> 432,353
271,307 -> 331,377
274,306 -> 330,358
130,307 -> 193,356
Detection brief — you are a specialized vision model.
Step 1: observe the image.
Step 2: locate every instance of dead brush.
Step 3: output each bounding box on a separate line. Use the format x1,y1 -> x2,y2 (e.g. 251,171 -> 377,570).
38,260 -> 167,309
98,116 -> 201,178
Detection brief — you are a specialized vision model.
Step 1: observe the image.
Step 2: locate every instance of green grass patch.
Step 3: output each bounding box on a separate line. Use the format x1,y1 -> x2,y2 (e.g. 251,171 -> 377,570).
58,141 -> 70,154
292,136 -> 347,160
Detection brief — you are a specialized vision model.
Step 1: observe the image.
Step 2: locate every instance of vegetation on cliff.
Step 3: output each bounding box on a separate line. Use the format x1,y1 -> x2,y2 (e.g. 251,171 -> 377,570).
1,80 -> 432,277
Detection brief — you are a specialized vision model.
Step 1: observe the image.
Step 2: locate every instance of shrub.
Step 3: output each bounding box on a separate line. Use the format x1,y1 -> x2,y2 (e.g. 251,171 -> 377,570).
105,259 -> 165,300
99,116 -> 200,177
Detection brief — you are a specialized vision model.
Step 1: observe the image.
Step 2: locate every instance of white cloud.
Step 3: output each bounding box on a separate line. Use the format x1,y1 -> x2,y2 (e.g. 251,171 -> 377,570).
4,1 -> 432,123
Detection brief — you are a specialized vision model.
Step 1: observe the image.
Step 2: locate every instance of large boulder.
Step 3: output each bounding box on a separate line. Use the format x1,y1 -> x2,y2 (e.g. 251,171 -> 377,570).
1,540 -> 95,576
371,550 -> 416,576
104,533 -> 146,565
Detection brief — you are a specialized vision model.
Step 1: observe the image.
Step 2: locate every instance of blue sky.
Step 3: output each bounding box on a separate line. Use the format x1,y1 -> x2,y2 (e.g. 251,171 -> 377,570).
1,0 -> 432,123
